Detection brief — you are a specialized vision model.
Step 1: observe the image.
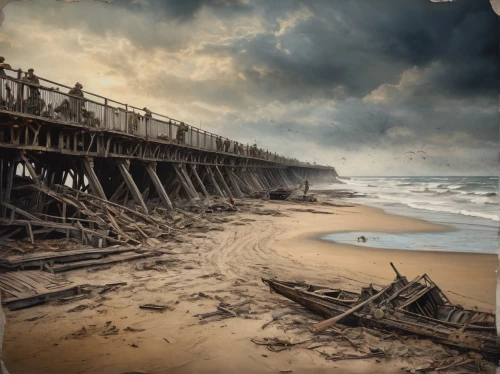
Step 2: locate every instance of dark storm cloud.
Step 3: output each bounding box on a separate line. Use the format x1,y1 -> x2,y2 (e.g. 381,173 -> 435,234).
1,0 -> 497,175
10,0 -> 495,101
115,0 -> 252,21
239,0 -> 497,99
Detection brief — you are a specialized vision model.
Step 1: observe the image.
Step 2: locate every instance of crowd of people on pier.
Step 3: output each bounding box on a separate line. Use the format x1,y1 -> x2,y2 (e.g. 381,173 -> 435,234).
0,57 -> 303,164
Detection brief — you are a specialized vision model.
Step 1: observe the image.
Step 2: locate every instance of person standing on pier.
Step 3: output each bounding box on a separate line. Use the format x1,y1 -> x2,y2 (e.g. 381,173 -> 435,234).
238,143 -> 244,155
176,121 -> 188,144
216,136 -> 223,151
0,57 -> 11,77
233,141 -> 238,154
68,82 -> 84,123
143,107 -> 152,119
26,68 -> 39,85
224,139 -> 231,152
143,107 -> 152,133
23,68 -> 41,115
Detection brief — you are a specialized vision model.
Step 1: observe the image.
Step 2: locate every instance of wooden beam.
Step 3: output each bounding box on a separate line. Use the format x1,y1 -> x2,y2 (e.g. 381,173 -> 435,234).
189,165 -> 210,198
226,168 -> 243,197
81,158 -> 107,200
229,169 -> 252,194
180,165 -> 199,198
4,157 -> 18,207
214,166 -> 233,198
19,151 -> 39,183
173,164 -> 198,200
144,162 -> 173,210
116,160 -> 149,214
205,166 -> 225,197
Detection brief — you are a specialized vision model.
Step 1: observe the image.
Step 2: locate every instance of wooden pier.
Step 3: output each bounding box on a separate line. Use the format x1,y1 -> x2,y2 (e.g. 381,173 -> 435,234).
0,67 -> 339,247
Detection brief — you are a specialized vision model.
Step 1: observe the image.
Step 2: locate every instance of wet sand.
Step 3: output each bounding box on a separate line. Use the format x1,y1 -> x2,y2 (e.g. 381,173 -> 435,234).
2,197 -> 497,373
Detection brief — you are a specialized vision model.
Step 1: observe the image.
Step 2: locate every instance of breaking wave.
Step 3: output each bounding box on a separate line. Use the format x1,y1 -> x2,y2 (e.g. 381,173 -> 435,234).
333,176 -> 499,222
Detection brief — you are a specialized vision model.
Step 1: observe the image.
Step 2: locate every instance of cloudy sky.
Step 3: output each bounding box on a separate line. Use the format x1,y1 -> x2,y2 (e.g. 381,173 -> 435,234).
1,0 -> 498,176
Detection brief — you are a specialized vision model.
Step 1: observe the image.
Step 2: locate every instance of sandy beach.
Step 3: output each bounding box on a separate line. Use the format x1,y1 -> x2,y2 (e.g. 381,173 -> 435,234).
2,194 -> 497,374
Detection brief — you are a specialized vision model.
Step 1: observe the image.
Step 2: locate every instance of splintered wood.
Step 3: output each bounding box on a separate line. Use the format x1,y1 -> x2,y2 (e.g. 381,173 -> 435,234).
0,183 -> 175,248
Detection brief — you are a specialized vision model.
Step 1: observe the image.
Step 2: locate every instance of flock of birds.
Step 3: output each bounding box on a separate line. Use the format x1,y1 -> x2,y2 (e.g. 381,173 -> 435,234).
252,118 -> 455,168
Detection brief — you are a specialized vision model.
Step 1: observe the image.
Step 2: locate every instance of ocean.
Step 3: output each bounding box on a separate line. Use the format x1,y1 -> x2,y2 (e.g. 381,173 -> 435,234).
316,176 -> 499,254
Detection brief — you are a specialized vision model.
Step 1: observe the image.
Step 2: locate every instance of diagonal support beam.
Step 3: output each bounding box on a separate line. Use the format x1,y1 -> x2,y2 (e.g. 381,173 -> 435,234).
205,166 -> 225,198
19,151 -> 40,184
226,168 -> 243,197
215,166 -> 233,198
190,165 -> 210,198
81,158 -> 107,200
180,165 -> 200,198
116,160 -> 148,214
228,169 -> 251,194
173,164 -> 198,200
144,162 -> 173,210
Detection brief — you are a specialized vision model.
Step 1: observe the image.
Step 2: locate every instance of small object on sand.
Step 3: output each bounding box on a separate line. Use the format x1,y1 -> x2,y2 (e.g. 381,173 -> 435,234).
87,266 -> 112,273
124,327 -> 146,332
60,294 -> 86,303
357,235 -> 367,243
139,304 -> 168,311
280,370 -> 293,373
129,343 -> 139,348
163,337 -> 170,344
67,304 -> 89,313
373,309 -> 384,320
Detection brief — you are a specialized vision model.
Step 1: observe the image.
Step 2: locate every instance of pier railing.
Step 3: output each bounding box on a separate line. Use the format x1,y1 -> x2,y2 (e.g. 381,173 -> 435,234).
0,68 -> 316,167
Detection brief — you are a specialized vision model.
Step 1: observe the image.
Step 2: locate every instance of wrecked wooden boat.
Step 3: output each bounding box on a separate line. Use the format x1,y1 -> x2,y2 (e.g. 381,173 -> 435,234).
262,263 -> 499,361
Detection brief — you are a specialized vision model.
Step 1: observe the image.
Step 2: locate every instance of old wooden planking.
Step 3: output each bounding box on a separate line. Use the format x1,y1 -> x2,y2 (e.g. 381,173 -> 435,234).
0,270 -> 77,310
1,247 -> 137,267
0,272 -> 48,294
49,251 -> 152,272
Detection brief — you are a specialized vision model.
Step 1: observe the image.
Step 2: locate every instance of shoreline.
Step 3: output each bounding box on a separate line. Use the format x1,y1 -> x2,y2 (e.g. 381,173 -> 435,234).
271,202 -> 496,309
2,195 -> 497,373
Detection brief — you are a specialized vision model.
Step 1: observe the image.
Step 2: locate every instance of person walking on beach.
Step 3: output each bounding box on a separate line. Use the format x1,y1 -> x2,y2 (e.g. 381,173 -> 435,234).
303,179 -> 309,196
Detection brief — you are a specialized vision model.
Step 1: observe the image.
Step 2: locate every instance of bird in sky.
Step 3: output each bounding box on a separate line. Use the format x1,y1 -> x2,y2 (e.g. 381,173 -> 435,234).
404,151 -> 415,155
271,120 -> 275,123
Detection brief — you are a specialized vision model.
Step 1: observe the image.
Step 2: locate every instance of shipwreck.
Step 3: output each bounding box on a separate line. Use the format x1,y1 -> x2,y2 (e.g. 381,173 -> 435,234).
262,263 -> 499,362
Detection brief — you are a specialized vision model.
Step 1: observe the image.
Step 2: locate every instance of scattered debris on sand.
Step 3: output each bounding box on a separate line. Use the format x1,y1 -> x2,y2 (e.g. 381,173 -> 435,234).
194,300 -> 251,321
139,304 -> 169,312
262,263 -> 498,369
